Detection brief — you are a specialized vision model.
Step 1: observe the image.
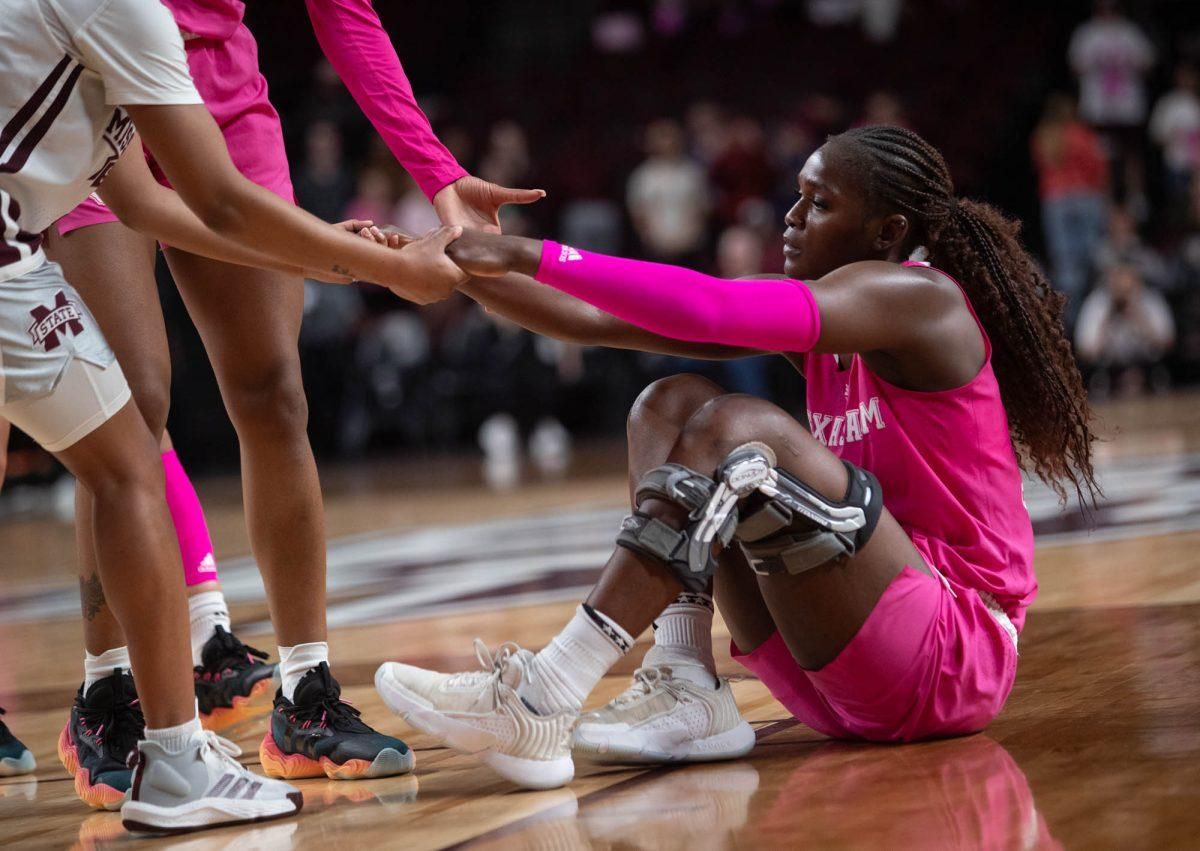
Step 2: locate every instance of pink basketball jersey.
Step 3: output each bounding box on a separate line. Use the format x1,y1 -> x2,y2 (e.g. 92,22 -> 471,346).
801,263 -> 1036,631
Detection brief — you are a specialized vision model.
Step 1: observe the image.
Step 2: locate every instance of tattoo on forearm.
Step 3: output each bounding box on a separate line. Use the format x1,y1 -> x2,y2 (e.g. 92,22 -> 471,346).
79,574 -> 106,621
332,264 -> 353,277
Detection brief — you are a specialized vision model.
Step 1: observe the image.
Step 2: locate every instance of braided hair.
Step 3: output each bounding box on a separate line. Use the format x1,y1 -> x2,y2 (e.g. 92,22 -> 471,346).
829,125 -> 1099,506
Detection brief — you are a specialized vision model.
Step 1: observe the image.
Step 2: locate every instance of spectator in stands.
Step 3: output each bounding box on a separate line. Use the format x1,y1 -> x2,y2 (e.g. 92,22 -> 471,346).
714,225 -> 773,397
1149,64 -> 1200,231
1031,93 -> 1109,324
1076,263 -> 1175,396
344,166 -> 396,226
1094,206 -> 1170,291
294,120 -> 354,222
1068,0 -> 1155,211
626,118 -> 710,264
710,116 -> 776,225
858,91 -> 911,130
392,172 -> 441,240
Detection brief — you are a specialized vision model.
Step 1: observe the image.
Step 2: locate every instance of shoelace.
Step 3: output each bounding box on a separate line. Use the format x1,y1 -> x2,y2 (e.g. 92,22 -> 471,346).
79,687 -> 145,757
199,629 -> 269,679
198,731 -> 244,770
611,666 -> 689,708
440,639 -> 527,708
288,690 -> 369,733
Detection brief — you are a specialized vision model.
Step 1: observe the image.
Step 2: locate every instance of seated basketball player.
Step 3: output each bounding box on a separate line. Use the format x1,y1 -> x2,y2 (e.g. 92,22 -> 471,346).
373,126 -> 1099,789
0,0 -> 464,831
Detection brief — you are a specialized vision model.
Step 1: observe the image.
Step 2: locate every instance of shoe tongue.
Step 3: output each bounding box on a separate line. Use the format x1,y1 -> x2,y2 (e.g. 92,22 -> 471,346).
293,662 -> 339,706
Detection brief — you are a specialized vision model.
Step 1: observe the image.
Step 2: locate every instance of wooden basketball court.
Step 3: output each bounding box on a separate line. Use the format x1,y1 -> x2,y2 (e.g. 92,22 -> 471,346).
2,392 -> 1199,848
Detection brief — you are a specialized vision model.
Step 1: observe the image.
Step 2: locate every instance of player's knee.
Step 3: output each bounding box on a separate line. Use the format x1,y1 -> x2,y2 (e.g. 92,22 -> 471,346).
223,362 -> 309,439
628,374 -> 725,437
675,394 -> 769,459
129,379 -> 171,440
80,438 -> 166,504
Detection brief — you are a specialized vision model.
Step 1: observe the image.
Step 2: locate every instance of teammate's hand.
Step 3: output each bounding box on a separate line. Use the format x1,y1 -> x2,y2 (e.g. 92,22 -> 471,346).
384,226 -> 468,304
445,229 -> 541,278
336,218 -> 389,246
432,175 -> 545,234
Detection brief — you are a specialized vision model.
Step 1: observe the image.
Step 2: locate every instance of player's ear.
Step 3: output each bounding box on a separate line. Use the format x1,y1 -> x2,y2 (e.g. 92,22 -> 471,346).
873,213 -> 909,252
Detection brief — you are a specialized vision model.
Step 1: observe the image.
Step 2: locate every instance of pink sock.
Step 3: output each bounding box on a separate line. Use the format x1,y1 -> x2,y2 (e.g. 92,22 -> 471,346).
162,450 -> 219,586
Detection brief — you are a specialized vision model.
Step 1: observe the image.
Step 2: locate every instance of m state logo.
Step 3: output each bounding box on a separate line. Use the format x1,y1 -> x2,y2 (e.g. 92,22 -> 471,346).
28,290 -> 84,351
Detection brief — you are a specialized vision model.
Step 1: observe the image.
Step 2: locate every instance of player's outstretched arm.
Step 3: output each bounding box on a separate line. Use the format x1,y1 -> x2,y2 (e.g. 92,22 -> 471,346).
304,0 -> 544,232
447,231 -> 967,356
125,103 -> 465,303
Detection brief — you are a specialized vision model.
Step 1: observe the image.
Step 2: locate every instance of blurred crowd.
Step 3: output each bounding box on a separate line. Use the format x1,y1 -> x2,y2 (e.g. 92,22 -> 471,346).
274,0 -> 1200,479
1032,1 -> 1200,397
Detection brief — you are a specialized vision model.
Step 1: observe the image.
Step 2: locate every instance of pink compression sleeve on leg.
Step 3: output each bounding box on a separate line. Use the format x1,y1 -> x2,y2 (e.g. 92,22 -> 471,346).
534,242 -> 821,353
162,450 -> 219,587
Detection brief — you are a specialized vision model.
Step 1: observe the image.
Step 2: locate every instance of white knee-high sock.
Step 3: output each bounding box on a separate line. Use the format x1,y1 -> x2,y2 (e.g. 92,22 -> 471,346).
83,647 -> 132,693
645,591 -> 717,688
188,590 -> 232,666
277,642 -> 329,702
520,604 -> 633,715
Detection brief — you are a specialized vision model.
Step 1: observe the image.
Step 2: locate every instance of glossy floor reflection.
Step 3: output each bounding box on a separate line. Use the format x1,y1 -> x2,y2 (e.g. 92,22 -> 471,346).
3,394 -> 1200,848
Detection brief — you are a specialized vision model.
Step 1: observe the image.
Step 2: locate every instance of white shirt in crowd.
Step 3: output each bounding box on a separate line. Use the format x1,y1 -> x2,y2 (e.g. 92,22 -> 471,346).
1149,89 -> 1200,173
626,157 -> 709,258
1075,287 -> 1175,365
0,0 -> 201,281
1069,16 -> 1155,127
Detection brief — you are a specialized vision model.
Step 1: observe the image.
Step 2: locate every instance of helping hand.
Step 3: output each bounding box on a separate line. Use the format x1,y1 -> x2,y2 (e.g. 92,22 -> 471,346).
382,226 -> 468,304
432,176 -> 545,234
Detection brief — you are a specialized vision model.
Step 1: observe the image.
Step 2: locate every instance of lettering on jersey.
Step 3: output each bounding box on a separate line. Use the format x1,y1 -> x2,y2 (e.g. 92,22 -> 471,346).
807,397 -> 886,447
28,290 -> 84,352
87,109 -> 134,187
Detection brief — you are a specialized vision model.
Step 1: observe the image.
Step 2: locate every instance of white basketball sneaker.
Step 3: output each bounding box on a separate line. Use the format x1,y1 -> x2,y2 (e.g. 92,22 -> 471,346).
375,641 -> 576,790
121,730 -> 302,834
572,665 -> 755,764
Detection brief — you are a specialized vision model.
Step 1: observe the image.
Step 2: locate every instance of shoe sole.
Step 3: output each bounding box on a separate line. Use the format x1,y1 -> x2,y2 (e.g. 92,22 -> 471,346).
374,663 -> 574,790
258,733 -> 413,780
0,751 -> 36,776
573,719 -> 756,764
57,725 -> 128,811
121,790 -> 302,835
199,677 -> 274,732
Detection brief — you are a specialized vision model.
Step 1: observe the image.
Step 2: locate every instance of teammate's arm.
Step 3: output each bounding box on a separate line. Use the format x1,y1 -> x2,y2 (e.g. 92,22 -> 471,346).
125,103 -> 465,303
304,0 -> 543,232
96,141 -> 344,281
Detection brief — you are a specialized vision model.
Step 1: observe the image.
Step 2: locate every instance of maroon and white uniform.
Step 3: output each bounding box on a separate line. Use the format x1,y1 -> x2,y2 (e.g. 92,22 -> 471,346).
0,0 -> 200,449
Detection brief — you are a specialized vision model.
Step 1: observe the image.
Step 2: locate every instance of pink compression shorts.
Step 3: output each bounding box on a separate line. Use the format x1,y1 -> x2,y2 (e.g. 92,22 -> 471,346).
733,563 -> 1018,742
57,23 -> 293,236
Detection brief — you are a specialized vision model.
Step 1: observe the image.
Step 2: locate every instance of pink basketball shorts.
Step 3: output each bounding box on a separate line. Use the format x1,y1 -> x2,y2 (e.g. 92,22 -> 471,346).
57,23 -> 293,236
732,564 -> 1019,742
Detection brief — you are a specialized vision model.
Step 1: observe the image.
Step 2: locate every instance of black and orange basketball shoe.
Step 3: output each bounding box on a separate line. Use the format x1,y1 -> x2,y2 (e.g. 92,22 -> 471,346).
194,625 -> 276,729
58,669 -> 142,810
0,707 -> 35,776
259,662 -> 413,780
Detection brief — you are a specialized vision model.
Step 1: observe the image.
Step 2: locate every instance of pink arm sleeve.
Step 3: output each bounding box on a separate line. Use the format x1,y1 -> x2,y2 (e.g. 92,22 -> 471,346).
305,0 -> 468,200
534,242 -> 821,353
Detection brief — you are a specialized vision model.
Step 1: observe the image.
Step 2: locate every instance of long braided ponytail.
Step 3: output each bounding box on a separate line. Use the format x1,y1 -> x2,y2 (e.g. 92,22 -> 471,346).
831,125 -> 1099,506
